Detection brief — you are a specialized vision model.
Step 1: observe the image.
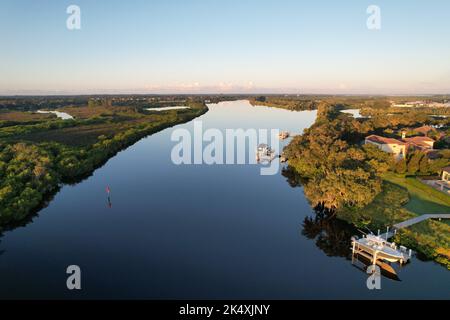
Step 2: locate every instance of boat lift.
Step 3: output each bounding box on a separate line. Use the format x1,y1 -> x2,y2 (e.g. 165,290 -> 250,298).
351,228 -> 412,267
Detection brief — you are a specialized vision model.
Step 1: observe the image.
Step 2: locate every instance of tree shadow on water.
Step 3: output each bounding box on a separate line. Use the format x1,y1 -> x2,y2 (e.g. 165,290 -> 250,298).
302,206 -> 358,259
282,166 -> 358,259
0,233 -> 4,258
0,189 -> 59,256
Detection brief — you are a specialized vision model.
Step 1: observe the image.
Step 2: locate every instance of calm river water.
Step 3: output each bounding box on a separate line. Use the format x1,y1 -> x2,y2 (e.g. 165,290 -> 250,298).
0,100 -> 449,299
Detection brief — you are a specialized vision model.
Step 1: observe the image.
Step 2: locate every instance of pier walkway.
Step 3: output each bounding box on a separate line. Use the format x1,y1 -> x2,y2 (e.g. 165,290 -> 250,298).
380,214 -> 450,239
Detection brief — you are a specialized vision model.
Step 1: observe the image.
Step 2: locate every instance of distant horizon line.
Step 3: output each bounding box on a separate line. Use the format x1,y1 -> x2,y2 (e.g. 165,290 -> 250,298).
1,92 -> 449,97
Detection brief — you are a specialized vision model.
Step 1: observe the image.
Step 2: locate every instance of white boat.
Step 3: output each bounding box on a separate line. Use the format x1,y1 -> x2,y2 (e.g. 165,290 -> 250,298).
256,144 -> 273,155
278,131 -> 290,140
351,234 -> 411,265
256,144 -> 275,162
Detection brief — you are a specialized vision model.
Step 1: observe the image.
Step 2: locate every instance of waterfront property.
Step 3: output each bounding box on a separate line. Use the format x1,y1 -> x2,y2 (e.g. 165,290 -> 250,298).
365,133 -> 437,159
379,213 -> 450,239
365,135 -> 407,159
403,136 -> 435,152
414,125 -> 437,136
351,213 -> 450,278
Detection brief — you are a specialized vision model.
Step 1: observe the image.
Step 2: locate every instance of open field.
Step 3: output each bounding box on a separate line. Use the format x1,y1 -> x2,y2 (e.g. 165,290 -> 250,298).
382,172 -> 450,215
0,110 -> 56,124
1,104 -> 201,147
0,102 -> 208,222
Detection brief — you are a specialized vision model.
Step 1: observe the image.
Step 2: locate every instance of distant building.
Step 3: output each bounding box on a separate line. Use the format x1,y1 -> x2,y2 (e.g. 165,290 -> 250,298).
435,167 -> 450,194
442,167 -> 450,181
391,101 -> 426,108
429,102 -> 450,108
403,136 -> 435,151
365,135 -> 406,159
414,125 -> 436,136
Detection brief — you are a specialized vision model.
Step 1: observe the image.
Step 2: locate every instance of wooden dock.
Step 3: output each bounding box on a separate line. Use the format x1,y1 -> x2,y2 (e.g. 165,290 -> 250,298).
380,213 -> 450,239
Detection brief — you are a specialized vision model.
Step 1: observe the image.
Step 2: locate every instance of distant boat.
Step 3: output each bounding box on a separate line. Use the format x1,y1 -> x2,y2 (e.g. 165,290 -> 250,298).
256,144 -> 276,163
256,144 -> 273,155
278,131 -> 290,140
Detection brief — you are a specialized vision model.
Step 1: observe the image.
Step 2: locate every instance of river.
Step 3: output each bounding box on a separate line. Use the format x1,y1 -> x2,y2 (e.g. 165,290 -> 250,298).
37,110 -> 74,120
0,100 -> 449,299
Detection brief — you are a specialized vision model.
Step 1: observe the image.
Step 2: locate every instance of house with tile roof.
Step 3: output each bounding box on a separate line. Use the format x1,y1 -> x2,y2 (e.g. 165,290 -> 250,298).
365,135 -> 407,159
414,125 -> 436,136
403,136 -> 435,151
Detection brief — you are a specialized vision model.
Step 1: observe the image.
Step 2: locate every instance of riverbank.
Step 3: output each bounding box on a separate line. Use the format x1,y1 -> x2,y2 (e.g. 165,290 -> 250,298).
337,181 -> 450,269
382,173 -> 450,214
283,103 -> 450,269
0,102 -> 208,224
1,99 -> 449,299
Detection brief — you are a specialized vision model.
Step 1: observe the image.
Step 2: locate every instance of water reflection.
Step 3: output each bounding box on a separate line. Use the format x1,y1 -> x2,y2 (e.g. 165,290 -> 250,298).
107,195 -> 112,208
1,100 -> 448,299
282,165 -> 306,188
283,166 -> 356,258
351,251 -> 402,282
106,186 -> 112,208
0,236 -> 4,257
283,166 -> 408,282
0,192 -> 54,259
0,213 -> 38,259
301,207 -> 356,259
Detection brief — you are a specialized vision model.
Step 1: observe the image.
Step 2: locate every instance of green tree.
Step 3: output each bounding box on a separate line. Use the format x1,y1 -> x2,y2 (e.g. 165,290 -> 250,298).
407,152 -> 424,174
419,156 -> 430,175
395,159 -> 407,174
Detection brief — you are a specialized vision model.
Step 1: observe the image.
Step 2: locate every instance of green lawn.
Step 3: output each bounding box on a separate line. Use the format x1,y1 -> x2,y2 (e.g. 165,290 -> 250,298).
382,172 -> 450,215
338,177 -> 450,268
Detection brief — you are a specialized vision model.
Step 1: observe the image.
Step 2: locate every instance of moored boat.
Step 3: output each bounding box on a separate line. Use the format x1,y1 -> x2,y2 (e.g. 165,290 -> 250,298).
256,144 -> 275,163
278,131 -> 290,140
351,234 -> 411,265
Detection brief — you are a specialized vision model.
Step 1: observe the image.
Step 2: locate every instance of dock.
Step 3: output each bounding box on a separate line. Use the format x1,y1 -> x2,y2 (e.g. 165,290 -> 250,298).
278,131 -> 290,140
352,213 -> 450,270
380,213 -> 450,239
351,234 -> 411,267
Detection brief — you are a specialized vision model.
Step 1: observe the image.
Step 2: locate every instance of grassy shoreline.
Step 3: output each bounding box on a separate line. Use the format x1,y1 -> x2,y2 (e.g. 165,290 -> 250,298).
0,103 -> 208,224
281,101 -> 450,269
382,173 -> 450,214
336,180 -> 450,269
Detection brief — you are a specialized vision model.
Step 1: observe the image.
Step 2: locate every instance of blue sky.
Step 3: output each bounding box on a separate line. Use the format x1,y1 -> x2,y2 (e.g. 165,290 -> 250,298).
1,0 -> 450,95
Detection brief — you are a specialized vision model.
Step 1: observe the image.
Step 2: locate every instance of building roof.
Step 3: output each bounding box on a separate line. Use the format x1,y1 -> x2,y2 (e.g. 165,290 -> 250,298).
414,125 -> 436,135
403,136 -> 435,143
402,136 -> 435,149
366,135 -> 405,145
442,166 -> 450,173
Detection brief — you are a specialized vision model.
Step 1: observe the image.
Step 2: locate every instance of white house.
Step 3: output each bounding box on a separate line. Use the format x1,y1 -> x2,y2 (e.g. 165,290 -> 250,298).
365,135 -> 407,159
